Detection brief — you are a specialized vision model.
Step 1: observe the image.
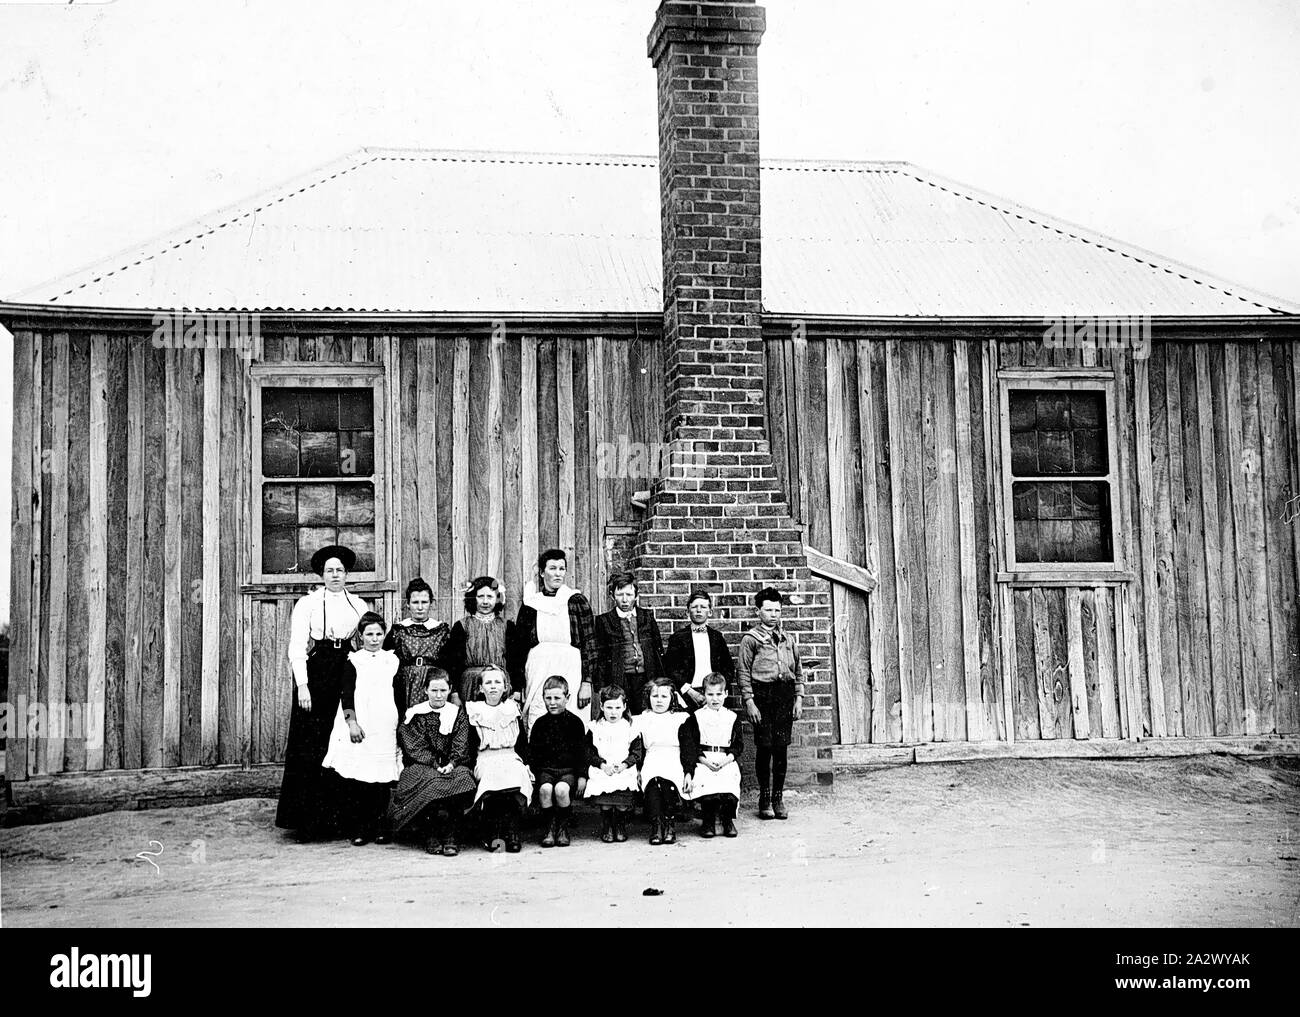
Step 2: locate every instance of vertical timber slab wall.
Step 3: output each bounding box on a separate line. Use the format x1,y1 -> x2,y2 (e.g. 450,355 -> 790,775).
763,329 -> 1300,745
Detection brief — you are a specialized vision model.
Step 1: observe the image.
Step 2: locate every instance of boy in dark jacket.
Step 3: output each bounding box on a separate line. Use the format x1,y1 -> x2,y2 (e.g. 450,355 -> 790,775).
528,675 -> 589,846
593,572 -> 665,715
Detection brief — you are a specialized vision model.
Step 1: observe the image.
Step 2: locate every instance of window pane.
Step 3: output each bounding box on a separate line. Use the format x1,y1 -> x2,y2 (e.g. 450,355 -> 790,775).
1014,519 -> 1040,563
1038,520 -> 1075,561
1073,429 -> 1105,474
1010,432 -> 1039,475
300,432 -> 340,477
1070,392 -> 1102,428
340,430 -> 374,477
1008,392 -> 1037,431
338,527 -> 376,571
339,389 -> 372,429
1035,393 -> 1069,429
263,390 -> 299,429
263,527 -> 298,574
338,484 -> 375,525
298,391 -> 339,431
1012,483 -> 1038,520
1037,431 -> 1073,474
297,485 -> 336,526
262,485 -> 297,527
1037,481 -> 1072,519
1073,520 -> 1107,562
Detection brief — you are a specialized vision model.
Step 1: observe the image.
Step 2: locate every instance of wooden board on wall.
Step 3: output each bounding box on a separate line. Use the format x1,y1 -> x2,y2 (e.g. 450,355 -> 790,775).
65,336 -> 91,774
502,336 -> 523,606
435,339 -> 456,614
1260,343 -> 1300,733
825,338 -> 871,743
925,341 -> 966,741
537,338 -> 559,554
1149,345 -> 1183,736
87,336 -> 112,770
180,347 -> 206,767
7,331 -> 34,783
459,336 -> 480,585
46,333 -> 71,774
1176,345 -> 1216,735
861,339 -> 902,743
140,343 -> 167,768
1011,588 -> 1041,740
219,347 -> 244,764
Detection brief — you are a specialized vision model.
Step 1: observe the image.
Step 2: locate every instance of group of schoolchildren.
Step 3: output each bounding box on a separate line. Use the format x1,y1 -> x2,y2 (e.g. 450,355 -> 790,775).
306,564 -> 804,857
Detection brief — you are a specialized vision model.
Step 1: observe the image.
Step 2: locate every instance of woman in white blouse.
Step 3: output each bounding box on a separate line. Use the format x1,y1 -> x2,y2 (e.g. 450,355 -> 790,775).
275,544 -> 369,840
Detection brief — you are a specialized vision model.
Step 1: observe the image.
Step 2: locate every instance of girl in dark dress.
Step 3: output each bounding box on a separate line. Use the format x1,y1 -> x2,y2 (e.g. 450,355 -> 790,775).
389,669 -> 477,856
383,577 -> 453,716
444,576 -> 522,706
277,544 -> 367,841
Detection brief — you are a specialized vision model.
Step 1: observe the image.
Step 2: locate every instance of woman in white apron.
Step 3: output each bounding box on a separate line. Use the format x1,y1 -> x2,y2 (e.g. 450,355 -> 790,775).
516,549 -> 595,731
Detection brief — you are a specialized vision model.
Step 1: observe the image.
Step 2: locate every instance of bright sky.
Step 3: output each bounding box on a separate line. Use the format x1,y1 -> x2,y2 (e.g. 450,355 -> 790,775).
0,0 -> 1298,624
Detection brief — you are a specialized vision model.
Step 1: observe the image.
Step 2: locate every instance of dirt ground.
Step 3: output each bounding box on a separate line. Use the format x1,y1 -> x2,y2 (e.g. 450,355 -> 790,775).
2,755 -> 1297,927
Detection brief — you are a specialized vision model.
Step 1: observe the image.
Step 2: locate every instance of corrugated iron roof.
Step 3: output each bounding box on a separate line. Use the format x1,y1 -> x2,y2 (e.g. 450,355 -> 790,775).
10,146 -> 1297,316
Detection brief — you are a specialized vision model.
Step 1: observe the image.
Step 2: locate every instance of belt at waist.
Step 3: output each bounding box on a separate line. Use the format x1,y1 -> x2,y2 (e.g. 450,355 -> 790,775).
310,640 -> 352,656
701,745 -> 732,754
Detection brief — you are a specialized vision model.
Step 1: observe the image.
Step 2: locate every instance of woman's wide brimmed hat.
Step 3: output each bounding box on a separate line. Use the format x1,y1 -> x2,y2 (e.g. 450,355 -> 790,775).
310,544 -> 356,576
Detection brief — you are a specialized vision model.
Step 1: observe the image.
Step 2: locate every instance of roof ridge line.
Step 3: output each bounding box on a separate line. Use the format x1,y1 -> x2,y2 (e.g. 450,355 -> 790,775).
902,163 -> 1300,315
28,149 -> 378,303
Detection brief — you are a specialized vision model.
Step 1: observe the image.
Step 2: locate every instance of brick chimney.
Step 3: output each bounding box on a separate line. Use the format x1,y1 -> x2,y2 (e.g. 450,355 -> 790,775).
637,0 -> 834,784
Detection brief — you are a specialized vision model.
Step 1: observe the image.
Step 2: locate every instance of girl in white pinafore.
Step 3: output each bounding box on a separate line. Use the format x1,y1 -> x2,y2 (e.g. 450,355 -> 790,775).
633,677 -> 691,845
465,666 -> 533,853
322,613 -> 403,845
681,673 -> 744,837
585,686 -> 645,842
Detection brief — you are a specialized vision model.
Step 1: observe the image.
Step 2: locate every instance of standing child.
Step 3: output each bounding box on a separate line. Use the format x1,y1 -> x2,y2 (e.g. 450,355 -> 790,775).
681,672 -> 743,837
528,676 -> 589,847
321,611 -> 403,846
465,666 -> 533,853
593,572 -> 665,716
737,587 -> 804,820
633,677 -> 692,845
584,686 -> 644,843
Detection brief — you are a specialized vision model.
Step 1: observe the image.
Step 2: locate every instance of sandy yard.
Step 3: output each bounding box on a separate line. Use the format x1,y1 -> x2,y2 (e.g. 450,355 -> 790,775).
2,755 -> 1297,927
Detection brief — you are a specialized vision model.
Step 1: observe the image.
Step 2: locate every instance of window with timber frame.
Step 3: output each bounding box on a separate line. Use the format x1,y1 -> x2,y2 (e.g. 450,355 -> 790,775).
251,365 -> 386,584
998,372 -> 1121,573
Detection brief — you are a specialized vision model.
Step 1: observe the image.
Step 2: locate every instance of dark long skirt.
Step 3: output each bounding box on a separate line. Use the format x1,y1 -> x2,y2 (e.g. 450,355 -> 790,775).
389,762 -> 477,832
275,643 -> 349,832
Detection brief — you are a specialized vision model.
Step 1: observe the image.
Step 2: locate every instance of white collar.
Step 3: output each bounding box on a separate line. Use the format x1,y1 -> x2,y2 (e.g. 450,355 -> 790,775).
616,607 -> 637,621
399,617 -> 441,628
403,700 -> 459,733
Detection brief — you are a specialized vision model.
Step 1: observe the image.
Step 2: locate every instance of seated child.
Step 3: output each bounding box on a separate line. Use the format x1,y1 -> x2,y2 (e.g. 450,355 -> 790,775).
388,669 -> 476,856
528,675 -> 589,847
584,686 -> 644,843
632,676 -> 692,845
465,666 -> 533,853
322,612 -> 404,846
681,672 -> 743,838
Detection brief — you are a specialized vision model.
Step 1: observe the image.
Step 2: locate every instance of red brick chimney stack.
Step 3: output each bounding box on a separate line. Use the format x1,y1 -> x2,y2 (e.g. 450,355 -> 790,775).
638,1 -> 834,783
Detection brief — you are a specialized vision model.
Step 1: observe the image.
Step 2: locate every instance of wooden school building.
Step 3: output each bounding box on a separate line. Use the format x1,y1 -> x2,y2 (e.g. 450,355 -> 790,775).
4,0 -> 1299,813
